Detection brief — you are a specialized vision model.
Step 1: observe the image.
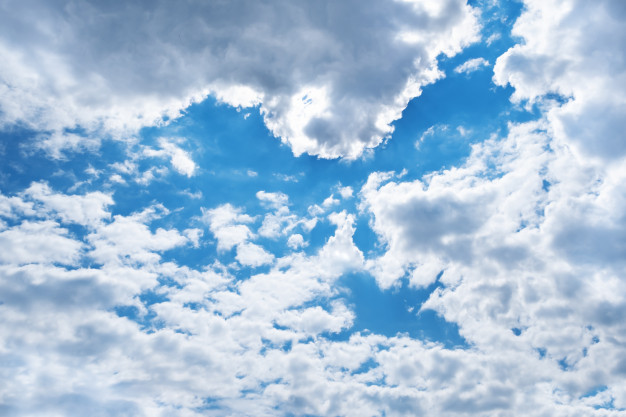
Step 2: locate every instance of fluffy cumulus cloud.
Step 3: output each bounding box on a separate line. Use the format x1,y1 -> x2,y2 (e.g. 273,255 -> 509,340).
0,0 -> 479,158
362,118 -> 626,413
0,184 -> 373,416
1,1 -> 626,416
493,0 -> 626,160
354,0 -> 626,412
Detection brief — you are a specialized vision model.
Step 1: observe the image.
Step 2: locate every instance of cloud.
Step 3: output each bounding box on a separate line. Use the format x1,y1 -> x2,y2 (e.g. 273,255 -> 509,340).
88,207 -> 190,266
454,57 -> 490,74
337,185 -> 354,199
2,154 -> 625,415
322,194 -> 340,209
23,182 -> 113,227
0,0 -> 479,159
144,138 -> 197,177
287,234 -> 307,250
255,191 -> 317,239
485,32 -> 501,46
2,2 -> 625,415
493,0 -> 626,160
361,115 -> 626,410
256,191 -> 289,209
235,242 -> 274,267
201,204 -> 255,251
0,220 -> 82,265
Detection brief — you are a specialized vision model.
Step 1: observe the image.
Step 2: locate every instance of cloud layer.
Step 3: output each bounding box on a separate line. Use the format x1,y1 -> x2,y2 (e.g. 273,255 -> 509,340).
1,0 -> 625,415
0,0 -> 479,159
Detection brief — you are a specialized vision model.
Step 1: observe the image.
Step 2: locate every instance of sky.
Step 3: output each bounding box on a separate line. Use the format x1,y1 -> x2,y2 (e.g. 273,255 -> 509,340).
0,0 -> 625,416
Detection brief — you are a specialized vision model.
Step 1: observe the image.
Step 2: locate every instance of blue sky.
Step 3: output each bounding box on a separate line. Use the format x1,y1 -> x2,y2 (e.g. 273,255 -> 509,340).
1,0 -> 626,416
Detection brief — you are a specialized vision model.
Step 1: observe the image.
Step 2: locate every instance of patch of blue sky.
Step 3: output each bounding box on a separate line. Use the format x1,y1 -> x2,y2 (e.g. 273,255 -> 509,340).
329,273 -> 467,349
113,288 -> 171,332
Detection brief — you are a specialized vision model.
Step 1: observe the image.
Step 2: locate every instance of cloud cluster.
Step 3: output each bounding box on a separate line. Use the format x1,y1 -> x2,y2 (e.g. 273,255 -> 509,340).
0,0 -> 479,158
493,0 -> 626,160
1,0 -> 625,415
361,117 -> 626,413
3,138 -> 624,416
0,183 -> 372,415
354,1 -> 626,412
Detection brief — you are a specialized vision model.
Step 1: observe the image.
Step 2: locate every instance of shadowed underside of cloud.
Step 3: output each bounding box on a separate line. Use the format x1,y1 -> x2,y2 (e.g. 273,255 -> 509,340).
0,0 -> 479,159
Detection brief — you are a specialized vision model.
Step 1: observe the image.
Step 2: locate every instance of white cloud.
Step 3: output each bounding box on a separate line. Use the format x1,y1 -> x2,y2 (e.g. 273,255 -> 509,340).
108,173 -> 125,184
183,228 -> 203,248
258,206 -> 298,239
88,209 -> 189,266
3,161 -> 625,415
493,0 -> 626,161
287,234 -> 307,250
337,186 -> 354,199
274,173 -> 300,183
201,204 -> 255,251
0,0 -> 480,159
256,191 -> 316,239
0,221 -> 82,265
144,138 -> 196,177
454,57 -> 490,74
235,242 -> 274,267
23,182 -> 113,227
2,2 -> 625,415
485,32 -> 501,46
361,116 -> 626,410
322,194 -> 340,208
275,302 -> 354,335
317,211 -> 365,275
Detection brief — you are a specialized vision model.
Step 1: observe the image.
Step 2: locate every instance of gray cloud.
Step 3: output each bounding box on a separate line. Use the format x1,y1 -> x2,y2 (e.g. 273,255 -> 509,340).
0,0 -> 479,158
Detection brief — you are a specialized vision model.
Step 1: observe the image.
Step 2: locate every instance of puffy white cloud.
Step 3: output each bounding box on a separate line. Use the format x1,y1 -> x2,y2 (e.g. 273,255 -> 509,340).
23,182 -> 113,227
2,160 -> 624,415
256,192 -> 317,240
287,234 -> 307,250
0,0 -> 479,159
361,117 -> 626,411
81,204 -> 191,266
337,185 -> 354,199
493,0 -> 626,160
0,220 -> 82,265
256,191 -> 289,209
274,302 -> 354,335
2,1 -> 626,414
236,242 -> 274,267
201,204 -> 255,251
322,194 -> 340,209
317,211 -> 365,275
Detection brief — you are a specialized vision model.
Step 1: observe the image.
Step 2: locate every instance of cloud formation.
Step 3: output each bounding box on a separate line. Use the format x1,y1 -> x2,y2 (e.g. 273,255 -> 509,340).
1,0 -> 625,415
0,0 -> 479,158
493,0 -> 626,160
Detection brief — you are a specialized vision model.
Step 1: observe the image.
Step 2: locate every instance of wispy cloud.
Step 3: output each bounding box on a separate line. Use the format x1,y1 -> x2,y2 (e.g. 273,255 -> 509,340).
454,57 -> 490,74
